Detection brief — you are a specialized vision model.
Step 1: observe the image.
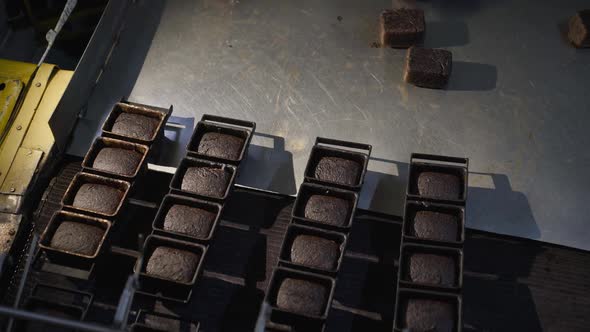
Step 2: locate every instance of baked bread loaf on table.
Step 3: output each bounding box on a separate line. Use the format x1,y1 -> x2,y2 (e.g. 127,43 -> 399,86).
568,10 -> 590,48
404,47 -> 452,89
380,9 -> 425,48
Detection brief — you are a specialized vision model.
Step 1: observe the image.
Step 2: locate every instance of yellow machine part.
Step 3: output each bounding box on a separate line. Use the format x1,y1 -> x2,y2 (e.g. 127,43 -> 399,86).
0,79 -> 23,139
0,59 -> 73,214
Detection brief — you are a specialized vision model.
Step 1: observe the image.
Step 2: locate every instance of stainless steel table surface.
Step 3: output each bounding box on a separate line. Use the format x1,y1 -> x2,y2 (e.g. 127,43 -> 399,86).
98,0 -> 590,249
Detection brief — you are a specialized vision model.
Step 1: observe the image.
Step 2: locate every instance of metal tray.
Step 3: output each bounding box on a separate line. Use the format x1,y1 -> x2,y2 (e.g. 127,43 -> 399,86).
278,224 -> 347,275
186,114 -> 256,165
398,243 -> 463,292
406,153 -> 469,205
61,172 -> 131,219
303,138 -> 372,192
82,137 -> 150,181
265,266 -> 336,321
169,158 -> 237,202
102,102 -> 171,146
152,194 -> 223,243
3,163 -> 590,332
291,183 -> 359,231
39,210 -> 112,269
402,200 -> 465,247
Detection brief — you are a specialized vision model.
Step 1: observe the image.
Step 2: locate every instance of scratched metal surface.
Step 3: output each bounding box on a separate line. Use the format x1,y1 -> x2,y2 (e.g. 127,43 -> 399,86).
126,0 -> 590,250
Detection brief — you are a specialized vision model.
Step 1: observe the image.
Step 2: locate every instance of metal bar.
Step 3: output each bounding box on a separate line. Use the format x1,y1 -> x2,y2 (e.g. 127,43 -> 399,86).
6,233 -> 38,332
201,114 -> 256,130
0,306 -> 122,332
315,137 -> 372,155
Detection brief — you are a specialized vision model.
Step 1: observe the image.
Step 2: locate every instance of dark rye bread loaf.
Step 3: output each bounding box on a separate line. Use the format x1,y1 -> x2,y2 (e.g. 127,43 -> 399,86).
72,183 -> 123,215
181,167 -> 230,198
413,210 -> 458,242
111,113 -> 159,140
404,47 -> 452,89
163,204 -> 215,238
304,195 -> 349,227
568,10 -> 590,48
417,171 -> 461,200
408,253 -> 456,287
380,9 -> 425,48
276,278 -> 327,316
404,299 -> 454,332
290,235 -> 339,270
314,157 -> 360,186
146,247 -> 200,283
197,132 -> 245,160
50,221 -> 104,256
93,147 -> 142,176
144,314 -> 198,332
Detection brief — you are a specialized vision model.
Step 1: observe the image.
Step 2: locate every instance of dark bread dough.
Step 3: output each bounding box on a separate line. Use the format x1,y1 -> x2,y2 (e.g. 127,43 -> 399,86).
568,10 -> 590,48
197,132 -> 245,161
144,314 -> 198,332
404,298 -> 454,332
417,171 -> 461,200
290,235 -> 339,270
111,113 -> 159,140
404,47 -> 452,89
314,157 -> 360,186
163,204 -> 216,238
276,278 -> 327,316
146,246 -> 200,283
50,221 -> 104,256
181,166 -> 230,198
93,147 -> 142,176
131,325 -> 161,332
72,183 -> 123,215
413,210 -> 458,242
380,9 -> 425,48
304,195 -> 350,227
408,253 -> 456,287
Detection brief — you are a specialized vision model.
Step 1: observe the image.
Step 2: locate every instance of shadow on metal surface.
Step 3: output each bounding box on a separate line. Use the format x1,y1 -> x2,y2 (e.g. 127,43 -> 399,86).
468,172 -> 540,240
64,0 -> 167,156
237,133 -> 297,195
427,0 -> 505,16
447,61 -> 497,91
159,116 -> 195,167
425,21 -> 470,48
360,157 -> 409,217
463,233 -> 544,331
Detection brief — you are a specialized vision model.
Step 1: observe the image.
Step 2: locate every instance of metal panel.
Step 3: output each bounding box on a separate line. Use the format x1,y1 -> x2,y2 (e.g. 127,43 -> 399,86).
126,0 -> 590,250
48,0 -> 130,150
63,0 -> 168,157
0,147 -> 43,196
0,64 -> 55,186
